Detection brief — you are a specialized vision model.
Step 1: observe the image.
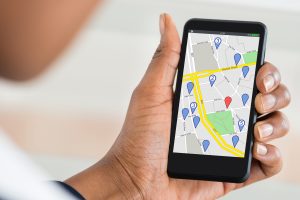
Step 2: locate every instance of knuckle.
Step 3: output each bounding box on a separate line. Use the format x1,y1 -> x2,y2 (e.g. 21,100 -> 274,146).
152,45 -> 163,60
277,160 -> 283,174
274,84 -> 291,109
271,160 -> 283,176
273,145 -> 282,159
162,46 -> 180,56
272,147 -> 283,173
132,85 -> 143,100
152,45 -> 180,60
274,69 -> 281,84
132,86 -> 140,96
282,85 -> 292,106
279,112 -> 290,136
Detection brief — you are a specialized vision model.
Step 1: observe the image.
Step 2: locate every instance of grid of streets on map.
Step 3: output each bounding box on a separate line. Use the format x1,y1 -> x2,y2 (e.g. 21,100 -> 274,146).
173,32 -> 259,157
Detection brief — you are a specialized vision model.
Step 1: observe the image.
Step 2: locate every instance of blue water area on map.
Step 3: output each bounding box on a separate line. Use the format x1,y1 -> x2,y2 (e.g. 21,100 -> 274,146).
241,93 -> 249,106
193,116 -> 200,128
202,140 -> 210,152
242,66 -> 249,78
187,82 -> 194,94
182,108 -> 189,120
232,135 -> 239,148
234,53 -> 241,65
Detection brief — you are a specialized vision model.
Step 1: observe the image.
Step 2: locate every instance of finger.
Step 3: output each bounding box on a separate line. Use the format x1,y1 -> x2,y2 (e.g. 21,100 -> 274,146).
240,143 -> 282,187
139,13 -> 181,88
256,62 -> 281,94
255,84 -> 291,114
253,143 -> 282,177
254,111 -> 289,142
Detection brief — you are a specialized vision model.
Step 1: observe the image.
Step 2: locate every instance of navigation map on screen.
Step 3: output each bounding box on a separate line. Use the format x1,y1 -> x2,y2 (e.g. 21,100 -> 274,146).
173,31 -> 259,158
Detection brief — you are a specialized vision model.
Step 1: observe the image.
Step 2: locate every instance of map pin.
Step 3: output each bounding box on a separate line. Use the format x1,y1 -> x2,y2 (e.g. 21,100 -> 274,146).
182,108 -> 189,120
187,82 -> 194,94
232,135 -> 239,148
202,140 -> 210,152
242,66 -> 249,78
224,96 -> 232,109
193,116 -> 200,128
209,74 -> 216,87
238,119 -> 245,132
234,53 -> 241,65
190,102 -> 197,114
241,93 -> 249,106
214,37 -> 222,49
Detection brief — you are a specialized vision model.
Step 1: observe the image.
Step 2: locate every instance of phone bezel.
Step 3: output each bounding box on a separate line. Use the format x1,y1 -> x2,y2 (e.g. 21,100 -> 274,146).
167,18 -> 267,183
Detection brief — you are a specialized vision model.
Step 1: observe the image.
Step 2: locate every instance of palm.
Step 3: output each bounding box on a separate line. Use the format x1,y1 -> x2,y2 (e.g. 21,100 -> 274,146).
115,86 -> 234,199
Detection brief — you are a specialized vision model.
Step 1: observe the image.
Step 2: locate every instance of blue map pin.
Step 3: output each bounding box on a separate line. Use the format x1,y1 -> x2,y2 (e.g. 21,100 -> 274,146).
190,102 -> 197,114
193,116 -> 200,128
202,140 -> 210,152
182,108 -> 189,120
238,119 -> 245,132
187,82 -> 194,94
234,53 -> 241,65
241,93 -> 249,106
232,135 -> 239,148
214,37 -> 222,49
242,66 -> 249,78
209,74 -> 216,87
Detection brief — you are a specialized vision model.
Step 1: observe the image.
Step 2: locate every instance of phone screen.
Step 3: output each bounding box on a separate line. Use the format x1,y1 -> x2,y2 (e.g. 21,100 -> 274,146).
173,30 -> 260,158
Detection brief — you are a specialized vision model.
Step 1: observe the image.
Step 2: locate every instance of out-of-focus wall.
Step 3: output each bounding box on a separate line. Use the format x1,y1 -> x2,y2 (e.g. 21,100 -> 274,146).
0,0 -> 299,199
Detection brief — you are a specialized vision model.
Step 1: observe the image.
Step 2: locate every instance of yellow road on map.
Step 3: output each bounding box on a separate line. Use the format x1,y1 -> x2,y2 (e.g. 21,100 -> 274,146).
184,62 -> 256,157
183,62 -> 256,83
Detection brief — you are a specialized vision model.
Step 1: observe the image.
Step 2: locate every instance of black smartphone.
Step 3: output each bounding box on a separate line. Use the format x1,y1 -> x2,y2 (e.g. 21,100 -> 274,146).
168,19 -> 267,183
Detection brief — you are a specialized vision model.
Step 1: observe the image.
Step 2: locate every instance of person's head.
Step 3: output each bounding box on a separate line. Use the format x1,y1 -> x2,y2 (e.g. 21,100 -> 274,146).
0,1 -> 101,81
0,36 -> 58,81
0,29 -> 52,81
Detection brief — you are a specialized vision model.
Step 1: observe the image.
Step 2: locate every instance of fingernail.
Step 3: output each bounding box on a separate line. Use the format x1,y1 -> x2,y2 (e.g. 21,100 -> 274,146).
257,143 -> 268,156
159,13 -> 166,36
262,94 -> 276,111
258,123 -> 274,138
263,74 -> 275,92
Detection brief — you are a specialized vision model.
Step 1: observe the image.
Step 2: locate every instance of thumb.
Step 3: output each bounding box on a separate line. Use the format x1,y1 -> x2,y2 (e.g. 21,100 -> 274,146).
139,13 -> 181,88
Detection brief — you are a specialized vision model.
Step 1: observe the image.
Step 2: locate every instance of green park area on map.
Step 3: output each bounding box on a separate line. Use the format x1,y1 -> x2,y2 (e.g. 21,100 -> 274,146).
207,111 -> 234,135
243,51 -> 258,63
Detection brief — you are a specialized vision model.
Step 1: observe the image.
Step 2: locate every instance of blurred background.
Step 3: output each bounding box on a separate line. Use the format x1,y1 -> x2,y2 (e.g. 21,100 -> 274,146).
0,0 -> 299,199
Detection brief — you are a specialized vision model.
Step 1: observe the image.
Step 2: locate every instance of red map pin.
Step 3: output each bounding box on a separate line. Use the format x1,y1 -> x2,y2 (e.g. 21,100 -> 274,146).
224,96 -> 232,109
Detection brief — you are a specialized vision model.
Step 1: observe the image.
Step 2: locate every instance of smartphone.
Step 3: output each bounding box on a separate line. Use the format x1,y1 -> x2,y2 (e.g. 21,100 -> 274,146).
168,19 -> 267,183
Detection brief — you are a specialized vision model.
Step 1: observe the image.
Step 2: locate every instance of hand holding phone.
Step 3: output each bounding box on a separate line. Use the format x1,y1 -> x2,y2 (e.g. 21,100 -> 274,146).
168,19 -> 268,182
71,15 -> 290,199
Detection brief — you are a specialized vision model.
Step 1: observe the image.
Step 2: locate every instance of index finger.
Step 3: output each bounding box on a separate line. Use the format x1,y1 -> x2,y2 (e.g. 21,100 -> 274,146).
256,62 -> 281,94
